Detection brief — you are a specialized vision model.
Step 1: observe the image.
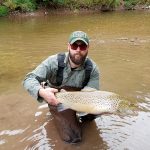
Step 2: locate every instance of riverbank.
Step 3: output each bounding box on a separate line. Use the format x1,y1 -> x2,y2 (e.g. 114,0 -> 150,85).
6,4 -> 150,18
0,0 -> 150,17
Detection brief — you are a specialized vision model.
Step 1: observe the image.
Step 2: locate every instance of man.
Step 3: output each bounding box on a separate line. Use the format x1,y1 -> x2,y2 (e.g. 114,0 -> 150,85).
23,31 -> 100,143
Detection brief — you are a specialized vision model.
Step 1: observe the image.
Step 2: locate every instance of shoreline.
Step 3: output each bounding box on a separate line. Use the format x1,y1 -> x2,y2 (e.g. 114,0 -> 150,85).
7,5 -> 150,18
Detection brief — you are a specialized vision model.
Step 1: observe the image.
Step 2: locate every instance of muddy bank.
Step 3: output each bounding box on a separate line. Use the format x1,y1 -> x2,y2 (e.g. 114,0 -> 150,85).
8,5 -> 150,18
1,0 -> 150,17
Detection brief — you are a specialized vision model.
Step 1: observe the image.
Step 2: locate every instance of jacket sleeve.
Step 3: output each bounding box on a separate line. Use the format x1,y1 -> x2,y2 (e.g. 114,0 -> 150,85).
22,55 -> 55,102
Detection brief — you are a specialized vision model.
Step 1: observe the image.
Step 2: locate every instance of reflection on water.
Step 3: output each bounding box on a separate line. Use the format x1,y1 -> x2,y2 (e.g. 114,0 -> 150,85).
24,122 -> 54,150
0,129 -> 27,136
0,10 -> 150,150
20,104 -> 109,150
96,112 -> 150,149
0,99 -> 150,149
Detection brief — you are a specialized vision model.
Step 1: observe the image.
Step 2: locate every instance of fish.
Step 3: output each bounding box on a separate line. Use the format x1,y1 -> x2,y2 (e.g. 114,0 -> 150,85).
55,90 -> 138,116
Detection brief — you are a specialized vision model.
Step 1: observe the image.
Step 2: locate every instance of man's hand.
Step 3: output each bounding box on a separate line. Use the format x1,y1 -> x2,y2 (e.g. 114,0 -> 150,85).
39,87 -> 59,106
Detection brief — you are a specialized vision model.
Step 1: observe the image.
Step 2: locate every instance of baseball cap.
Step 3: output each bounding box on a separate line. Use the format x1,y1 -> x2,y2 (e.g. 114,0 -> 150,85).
69,31 -> 89,45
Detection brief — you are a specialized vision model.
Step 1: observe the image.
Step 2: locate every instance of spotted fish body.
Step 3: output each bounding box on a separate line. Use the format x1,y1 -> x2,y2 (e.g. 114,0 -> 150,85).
55,91 -> 137,115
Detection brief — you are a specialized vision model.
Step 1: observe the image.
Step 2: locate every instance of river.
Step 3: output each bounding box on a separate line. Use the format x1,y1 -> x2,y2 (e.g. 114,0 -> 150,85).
0,10 -> 150,150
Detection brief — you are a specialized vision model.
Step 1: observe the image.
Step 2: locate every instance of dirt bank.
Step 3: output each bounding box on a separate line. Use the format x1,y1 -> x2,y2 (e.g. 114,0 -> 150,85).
7,4 -> 150,18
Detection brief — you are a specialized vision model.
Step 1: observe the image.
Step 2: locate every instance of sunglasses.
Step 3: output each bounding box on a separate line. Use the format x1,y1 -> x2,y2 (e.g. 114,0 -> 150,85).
70,42 -> 88,51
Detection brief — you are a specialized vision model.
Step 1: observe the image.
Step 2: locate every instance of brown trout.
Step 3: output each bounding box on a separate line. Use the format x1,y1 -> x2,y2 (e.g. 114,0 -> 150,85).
55,90 -> 138,115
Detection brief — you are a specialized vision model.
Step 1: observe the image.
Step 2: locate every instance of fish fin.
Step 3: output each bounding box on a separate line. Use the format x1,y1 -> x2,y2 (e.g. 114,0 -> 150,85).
57,103 -> 70,112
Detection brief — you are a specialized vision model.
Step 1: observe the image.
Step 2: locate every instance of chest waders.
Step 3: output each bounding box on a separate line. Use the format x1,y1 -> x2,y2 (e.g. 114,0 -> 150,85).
55,53 -> 93,88
48,53 -> 95,143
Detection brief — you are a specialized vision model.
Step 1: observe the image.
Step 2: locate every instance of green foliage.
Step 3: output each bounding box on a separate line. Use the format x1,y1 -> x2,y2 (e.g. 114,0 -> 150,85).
98,0 -> 120,8
124,0 -> 139,9
1,0 -> 150,15
3,0 -> 36,12
3,0 -> 17,10
15,0 -> 37,11
42,0 -> 120,9
139,0 -> 150,4
0,5 -> 9,16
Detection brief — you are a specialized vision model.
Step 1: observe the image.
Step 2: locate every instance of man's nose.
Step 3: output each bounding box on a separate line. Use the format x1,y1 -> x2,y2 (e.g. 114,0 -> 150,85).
76,46 -> 80,51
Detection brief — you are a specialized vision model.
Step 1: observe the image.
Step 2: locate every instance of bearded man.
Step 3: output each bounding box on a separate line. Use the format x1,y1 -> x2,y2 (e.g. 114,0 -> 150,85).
23,31 -> 100,143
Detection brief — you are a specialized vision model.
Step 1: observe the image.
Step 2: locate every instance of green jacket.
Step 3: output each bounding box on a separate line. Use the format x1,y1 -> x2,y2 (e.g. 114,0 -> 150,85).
23,52 -> 100,102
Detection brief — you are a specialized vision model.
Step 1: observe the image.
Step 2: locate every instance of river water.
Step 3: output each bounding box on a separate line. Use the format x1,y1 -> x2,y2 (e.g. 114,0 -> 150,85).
0,10 -> 150,150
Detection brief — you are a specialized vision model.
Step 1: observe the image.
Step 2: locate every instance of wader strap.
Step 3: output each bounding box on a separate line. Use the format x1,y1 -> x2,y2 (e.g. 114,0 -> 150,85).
82,58 -> 93,87
56,53 -> 65,86
56,53 -> 93,87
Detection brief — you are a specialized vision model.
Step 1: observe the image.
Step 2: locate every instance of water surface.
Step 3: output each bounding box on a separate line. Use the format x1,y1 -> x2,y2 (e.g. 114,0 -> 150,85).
0,10 -> 150,150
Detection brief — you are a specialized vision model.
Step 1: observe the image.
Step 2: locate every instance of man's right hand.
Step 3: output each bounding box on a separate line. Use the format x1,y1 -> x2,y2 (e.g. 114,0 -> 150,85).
39,87 -> 59,106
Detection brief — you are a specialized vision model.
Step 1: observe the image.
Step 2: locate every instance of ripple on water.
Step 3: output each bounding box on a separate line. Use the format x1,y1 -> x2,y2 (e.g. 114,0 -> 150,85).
95,109 -> 150,150
38,104 -> 48,109
35,112 -> 43,117
0,126 -> 30,148
0,139 -> 6,145
0,128 -> 29,136
95,115 -> 135,149
24,122 -> 55,150
136,92 -> 150,113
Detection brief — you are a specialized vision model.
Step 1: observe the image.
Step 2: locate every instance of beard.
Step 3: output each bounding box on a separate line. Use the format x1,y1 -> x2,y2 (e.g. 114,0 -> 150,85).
69,51 -> 88,65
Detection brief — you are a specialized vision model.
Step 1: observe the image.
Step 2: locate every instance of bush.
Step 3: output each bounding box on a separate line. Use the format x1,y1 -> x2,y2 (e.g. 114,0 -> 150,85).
139,0 -> 150,4
0,5 -> 9,16
15,0 -> 37,12
3,0 -> 37,12
3,0 -> 17,10
1,0 -> 150,14
41,0 -> 120,9
124,0 -> 140,9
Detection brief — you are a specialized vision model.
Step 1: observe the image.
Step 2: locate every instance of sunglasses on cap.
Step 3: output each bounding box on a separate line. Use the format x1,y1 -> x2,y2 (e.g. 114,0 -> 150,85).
70,42 -> 88,51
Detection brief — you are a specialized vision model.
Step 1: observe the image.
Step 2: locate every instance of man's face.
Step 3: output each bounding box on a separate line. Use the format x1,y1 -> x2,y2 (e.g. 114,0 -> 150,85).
68,40 -> 89,65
